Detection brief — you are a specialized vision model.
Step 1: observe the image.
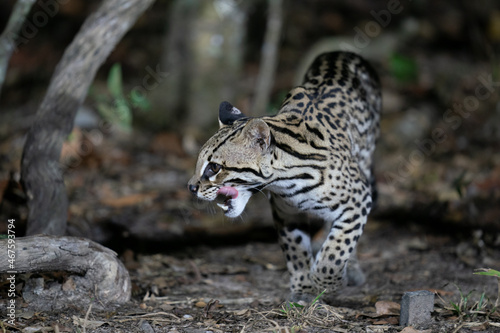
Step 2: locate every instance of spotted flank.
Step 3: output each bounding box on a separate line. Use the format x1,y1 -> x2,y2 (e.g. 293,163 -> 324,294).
188,52 -> 381,301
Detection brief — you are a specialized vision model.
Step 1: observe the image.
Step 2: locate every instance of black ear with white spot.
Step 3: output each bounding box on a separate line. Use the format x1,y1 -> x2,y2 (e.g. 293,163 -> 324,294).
219,101 -> 246,127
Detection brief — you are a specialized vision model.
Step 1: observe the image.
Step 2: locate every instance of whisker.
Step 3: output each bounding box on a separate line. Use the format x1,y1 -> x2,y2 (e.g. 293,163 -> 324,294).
254,187 -> 269,200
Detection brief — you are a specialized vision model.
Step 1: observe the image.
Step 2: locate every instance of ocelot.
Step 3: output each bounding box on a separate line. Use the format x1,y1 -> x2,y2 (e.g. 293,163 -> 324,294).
188,51 -> 381,301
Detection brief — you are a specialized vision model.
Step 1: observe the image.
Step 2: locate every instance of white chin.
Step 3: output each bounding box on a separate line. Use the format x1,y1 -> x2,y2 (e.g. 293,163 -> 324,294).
218,191 -> 252,218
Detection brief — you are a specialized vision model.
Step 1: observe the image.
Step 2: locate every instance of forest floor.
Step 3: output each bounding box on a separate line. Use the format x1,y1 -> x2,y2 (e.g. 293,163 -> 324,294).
1,214 -> 500,332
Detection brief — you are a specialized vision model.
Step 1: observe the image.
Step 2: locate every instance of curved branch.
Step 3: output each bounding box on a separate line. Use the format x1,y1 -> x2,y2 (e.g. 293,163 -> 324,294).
20,0 -> 155,235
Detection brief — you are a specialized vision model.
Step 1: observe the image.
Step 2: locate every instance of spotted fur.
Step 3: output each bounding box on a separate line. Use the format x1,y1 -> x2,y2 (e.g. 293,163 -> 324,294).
188,52 -> 381,301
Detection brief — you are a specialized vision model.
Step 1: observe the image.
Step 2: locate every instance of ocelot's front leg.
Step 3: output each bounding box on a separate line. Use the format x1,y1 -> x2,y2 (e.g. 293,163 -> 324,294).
310,203 -> 369,294
270,195 -> 316,302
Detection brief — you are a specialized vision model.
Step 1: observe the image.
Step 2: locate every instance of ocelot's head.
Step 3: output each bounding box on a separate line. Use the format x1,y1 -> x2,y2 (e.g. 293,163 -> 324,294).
188,102 -> 273,218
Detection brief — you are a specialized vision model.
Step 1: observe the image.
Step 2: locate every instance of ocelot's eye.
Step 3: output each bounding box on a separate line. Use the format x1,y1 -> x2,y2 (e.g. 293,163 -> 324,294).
205,162 -> 222,178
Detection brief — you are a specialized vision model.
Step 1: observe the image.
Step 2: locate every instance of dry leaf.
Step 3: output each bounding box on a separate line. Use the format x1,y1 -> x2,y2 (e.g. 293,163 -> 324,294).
17,310 -> 35,319
205,299 -> 221,311
375,300 -> 401,316
203,299 -> 221,318
62,277 -> 76,291
195,301 -> 207,308
159,303 -> 174,311
232,309 -> 250,316
72,316 -> 106,329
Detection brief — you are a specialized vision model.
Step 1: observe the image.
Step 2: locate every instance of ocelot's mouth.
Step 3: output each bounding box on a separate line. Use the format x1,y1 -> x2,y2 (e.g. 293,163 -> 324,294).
216,186 -> 239,213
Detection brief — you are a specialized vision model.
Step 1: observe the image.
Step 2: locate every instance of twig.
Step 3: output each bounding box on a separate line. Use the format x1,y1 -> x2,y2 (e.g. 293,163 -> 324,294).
496,276 -> 500,308
452,322 -> 465,333
82,303 -> 92,333
114,312 -> 181,323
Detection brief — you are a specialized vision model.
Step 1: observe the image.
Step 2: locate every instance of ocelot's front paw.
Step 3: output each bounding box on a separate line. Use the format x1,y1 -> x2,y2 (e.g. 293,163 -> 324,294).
287,292 -> 316,304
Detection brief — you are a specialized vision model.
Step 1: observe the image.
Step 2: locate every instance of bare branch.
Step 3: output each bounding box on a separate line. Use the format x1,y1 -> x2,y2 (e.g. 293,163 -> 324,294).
251,0 -> 283,115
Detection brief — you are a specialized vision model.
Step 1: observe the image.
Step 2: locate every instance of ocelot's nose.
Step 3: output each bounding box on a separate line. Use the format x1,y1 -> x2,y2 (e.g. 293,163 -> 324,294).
188,184 -> 199,194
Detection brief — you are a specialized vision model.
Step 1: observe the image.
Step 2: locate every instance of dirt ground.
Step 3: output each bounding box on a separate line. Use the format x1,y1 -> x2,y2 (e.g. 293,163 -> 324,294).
1,216 -> 500,332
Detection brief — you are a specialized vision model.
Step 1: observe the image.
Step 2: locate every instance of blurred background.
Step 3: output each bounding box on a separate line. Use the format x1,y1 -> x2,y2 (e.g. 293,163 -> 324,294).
0,0 -> 499,251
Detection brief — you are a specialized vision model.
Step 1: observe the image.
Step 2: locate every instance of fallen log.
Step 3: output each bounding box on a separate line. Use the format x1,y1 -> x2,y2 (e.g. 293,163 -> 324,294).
0,235 -> 130,310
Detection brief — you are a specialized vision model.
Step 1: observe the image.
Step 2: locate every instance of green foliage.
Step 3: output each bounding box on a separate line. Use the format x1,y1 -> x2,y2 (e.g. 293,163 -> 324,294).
129,88 -> 151,110
441,282 -> 498,321
92,63 -> 151,132
281,301 -> 304,314
474,268 -> 500,278
389,53 -> 418,83
280,290 -> 325,316
107,63 -> 123,97
311,290 -> 325,305
474,268 -> 500,308
447,285 -> 476,319
452,170 -> 470,199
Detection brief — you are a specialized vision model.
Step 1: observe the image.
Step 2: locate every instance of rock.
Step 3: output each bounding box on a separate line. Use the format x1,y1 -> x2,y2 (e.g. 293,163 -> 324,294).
400,290 -> 435,327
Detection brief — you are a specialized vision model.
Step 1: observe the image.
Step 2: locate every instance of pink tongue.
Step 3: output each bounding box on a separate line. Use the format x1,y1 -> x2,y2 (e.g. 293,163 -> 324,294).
217,186 -> 238,199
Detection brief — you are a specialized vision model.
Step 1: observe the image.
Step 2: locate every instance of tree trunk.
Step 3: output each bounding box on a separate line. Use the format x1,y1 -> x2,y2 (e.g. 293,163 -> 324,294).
20,0 -> 155,235
149,0 -> 247,134
0,0 -> 37,99
0,235 -> 130,310
250,0 -> 283,115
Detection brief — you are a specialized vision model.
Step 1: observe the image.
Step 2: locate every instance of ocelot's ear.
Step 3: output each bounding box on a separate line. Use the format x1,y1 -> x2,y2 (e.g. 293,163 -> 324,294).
218,101 -> 246,128
242,119 -> 271,151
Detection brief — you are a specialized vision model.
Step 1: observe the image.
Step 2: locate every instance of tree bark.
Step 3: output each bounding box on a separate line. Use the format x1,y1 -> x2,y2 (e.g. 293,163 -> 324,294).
0,0 -> 37,98
0,235 -> 130,309
21,0 -> 155,235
